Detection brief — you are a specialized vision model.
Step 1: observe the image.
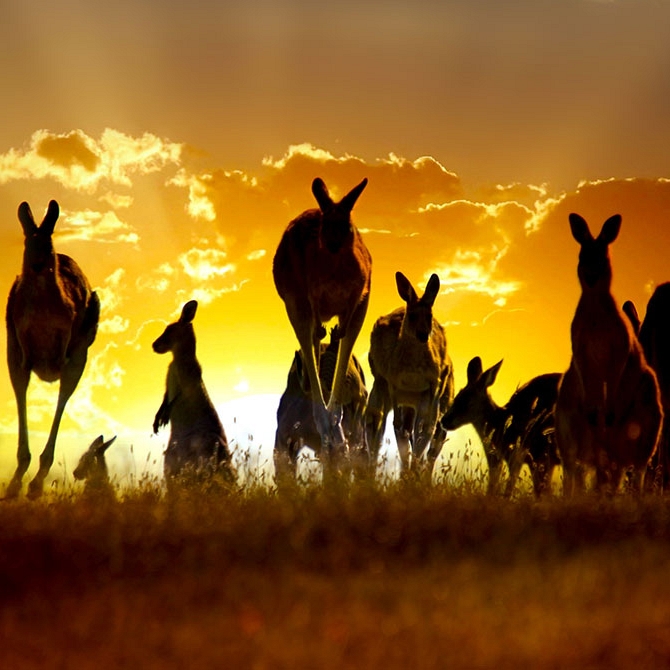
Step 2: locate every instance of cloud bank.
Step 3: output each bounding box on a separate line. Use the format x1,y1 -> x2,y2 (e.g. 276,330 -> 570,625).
1,129 -> 669,440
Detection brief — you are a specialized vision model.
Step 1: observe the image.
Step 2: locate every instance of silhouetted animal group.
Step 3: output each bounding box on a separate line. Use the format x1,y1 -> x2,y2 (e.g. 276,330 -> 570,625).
6,184 -> 669,497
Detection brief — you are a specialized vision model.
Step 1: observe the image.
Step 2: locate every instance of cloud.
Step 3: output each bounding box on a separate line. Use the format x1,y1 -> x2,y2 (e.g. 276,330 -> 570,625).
246,249 -> 266,261
99,315 -> 130,335
175,282 -> 247,307
96,269 -> 130,334
134,246 -> 241,312
0,128 -> 182,193
167,143 -> 467,270
99,191 -> 133,209
168,169 -> 217,221
58,208 -> 139,244
97,269 -> 126,312
168,167 -> 267,243
250,142 -> 559,326
262,143 -> 351,170
87,342 -> 126,390
5,130 -> 670,436
178,248 -> 235,281
262,143 -> 462,216
431,248 -> 522,305
36,131 -> 100,171
261,144 -> 461,200
135,263 -> 175,295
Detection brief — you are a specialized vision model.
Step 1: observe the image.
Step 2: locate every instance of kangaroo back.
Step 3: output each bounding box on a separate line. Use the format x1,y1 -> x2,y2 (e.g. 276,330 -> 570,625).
639,283 -> 670,402
626,286 -> 670,489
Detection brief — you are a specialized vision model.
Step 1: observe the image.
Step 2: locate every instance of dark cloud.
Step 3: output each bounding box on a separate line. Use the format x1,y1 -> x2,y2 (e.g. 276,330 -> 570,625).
35,130 -> 99,172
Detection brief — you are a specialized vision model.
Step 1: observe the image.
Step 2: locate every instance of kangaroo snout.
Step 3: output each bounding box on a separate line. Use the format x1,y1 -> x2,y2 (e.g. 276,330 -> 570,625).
152,337 -> 168,354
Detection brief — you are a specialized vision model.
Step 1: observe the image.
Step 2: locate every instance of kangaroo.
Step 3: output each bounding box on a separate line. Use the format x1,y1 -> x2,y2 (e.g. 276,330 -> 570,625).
440,357 -> 561,496
73,435 -> 117,496
274,327 -> 368,484
152,300 -> 232,485
555,213 -> 662,494
5,200 -> 100,499
366,272 -> 454,474
273,177 -> 371,468
624,284 -> 670,489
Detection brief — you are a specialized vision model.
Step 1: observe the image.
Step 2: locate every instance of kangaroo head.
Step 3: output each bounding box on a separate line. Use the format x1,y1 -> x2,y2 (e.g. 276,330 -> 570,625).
153,300 -> 198,356
441,357 -> 503,431
312,177 -> 367,254
569,213 -> 621,290
396,271 -> 440,344
73,435 -> 116,481
18,200 -> 60,276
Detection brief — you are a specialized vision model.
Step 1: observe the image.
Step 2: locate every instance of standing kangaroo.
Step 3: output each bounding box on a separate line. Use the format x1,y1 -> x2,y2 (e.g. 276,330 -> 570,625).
6,200 -> 100,499
555,213 -> 662,494
624,284 -> 670,489
152,300 -> 232,484
274,327 -> 368,484
366,272 -> 454,474
273,177 -> 371,466
441,357 -> 561,496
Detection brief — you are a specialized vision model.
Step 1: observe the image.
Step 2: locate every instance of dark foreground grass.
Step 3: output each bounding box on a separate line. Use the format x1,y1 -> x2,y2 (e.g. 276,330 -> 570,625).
2,479 -> 670,668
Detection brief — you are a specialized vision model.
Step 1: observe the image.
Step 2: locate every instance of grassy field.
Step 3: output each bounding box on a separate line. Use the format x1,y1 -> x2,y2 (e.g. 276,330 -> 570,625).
1,474 -> 670,669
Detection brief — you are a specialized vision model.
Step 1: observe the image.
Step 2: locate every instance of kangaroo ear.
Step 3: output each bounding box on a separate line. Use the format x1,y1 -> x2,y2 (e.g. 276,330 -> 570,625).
18,202 -> 37,235
482,360 -> 503,388
422,274 -> 440,307
598,214 -> 622,245
340,178 -> 368,213
100,435 -> 117,453
40,200 -> 60,236
180,300 -> 198,323
569,213 -> 592,245
396,271 -> 417,304
466,357 -> 483,384
312,178 -> 333,212
622,300 -> 640,334
89,435 -> 105,452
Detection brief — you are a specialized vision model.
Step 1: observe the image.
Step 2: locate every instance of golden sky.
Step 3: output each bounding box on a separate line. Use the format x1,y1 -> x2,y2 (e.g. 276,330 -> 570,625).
1,0 -> 669,484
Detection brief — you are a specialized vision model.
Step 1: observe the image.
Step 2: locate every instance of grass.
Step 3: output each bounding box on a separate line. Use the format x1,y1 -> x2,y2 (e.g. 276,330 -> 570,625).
2,472 -> 670,668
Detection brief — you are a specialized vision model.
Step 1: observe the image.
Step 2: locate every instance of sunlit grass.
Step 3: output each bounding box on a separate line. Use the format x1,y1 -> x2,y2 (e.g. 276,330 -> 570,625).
2,436 -> 670,668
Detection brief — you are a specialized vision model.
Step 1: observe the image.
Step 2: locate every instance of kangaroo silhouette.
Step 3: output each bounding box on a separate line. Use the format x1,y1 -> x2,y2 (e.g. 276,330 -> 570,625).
6,200 -> 100,499
555,213 -> 662,494
152,300 -> 232,486
273,177 -> 371,470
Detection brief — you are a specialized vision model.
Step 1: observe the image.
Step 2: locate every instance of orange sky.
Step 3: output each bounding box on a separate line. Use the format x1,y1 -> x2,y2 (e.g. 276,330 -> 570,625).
1,0 -> 669,486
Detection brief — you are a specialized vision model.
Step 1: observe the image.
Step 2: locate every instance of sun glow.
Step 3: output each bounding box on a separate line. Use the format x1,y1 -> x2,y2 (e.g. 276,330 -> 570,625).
1,129 -> 669,488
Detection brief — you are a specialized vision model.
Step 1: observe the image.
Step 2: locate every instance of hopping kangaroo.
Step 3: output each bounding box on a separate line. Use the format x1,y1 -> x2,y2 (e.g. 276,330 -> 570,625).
274,327 -> 368,483
73,435 -> 117,496
152,300 -> 232,484
555,214 -> 662,494
366,272 -> 454,473
441,357 -> 561,496
624,283 -> 670,488
6,200 -> 100,499
273,177 -> 371,465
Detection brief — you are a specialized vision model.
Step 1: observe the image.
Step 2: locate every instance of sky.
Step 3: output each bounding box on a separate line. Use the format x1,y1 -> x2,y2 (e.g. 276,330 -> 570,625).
1,0 -> 669,487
